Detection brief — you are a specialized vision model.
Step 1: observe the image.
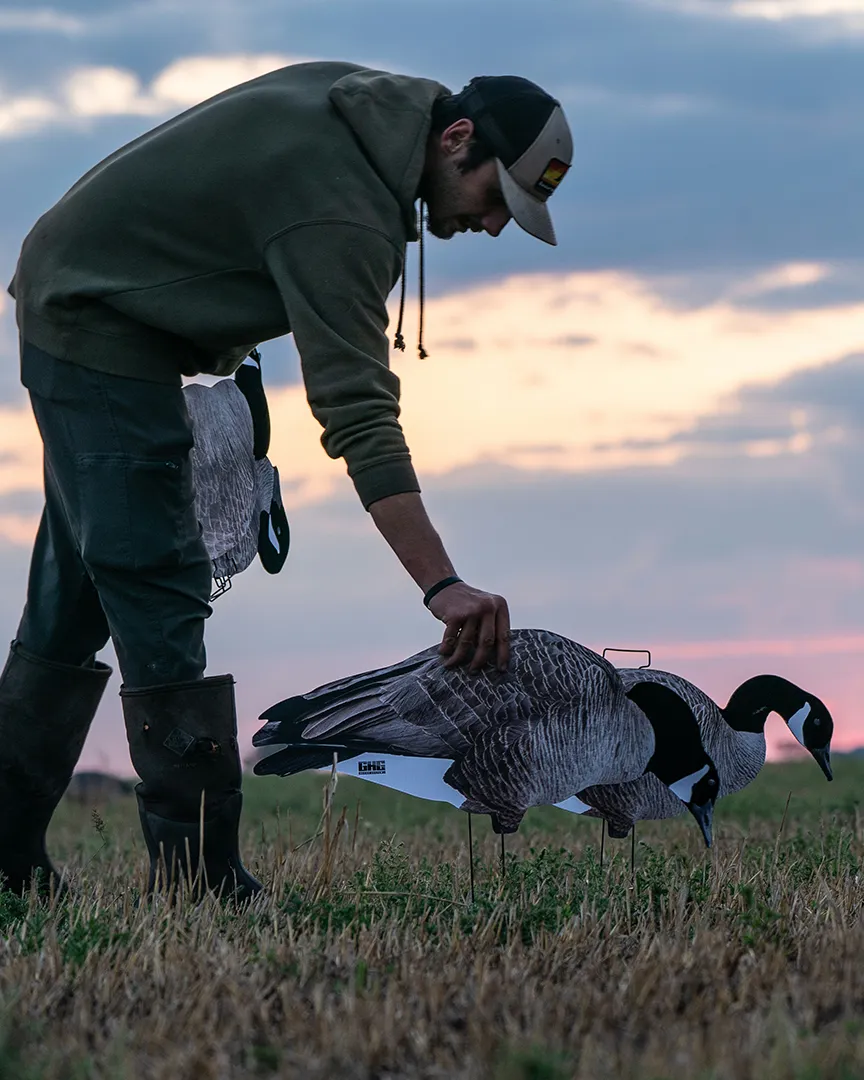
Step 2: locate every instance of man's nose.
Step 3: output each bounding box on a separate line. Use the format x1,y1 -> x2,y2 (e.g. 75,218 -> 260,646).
482,207 -> 512,237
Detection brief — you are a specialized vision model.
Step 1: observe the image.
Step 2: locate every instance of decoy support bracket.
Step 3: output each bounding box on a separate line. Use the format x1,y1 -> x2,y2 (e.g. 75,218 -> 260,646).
602,647 -> 651,669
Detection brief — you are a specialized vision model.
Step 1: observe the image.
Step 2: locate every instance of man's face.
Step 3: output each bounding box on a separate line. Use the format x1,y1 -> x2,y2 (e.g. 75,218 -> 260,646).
423,120 -> 513,241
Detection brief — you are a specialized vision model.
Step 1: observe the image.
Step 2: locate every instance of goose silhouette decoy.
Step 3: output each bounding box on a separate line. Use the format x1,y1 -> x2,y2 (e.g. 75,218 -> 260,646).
575,669 -> 834,837
185,350 -> 290,591
252,630 -> 720,845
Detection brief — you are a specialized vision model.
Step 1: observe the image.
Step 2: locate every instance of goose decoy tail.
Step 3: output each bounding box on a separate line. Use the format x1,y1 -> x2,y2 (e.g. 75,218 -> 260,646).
253,743 -> 354,777
253,694 -> 318,743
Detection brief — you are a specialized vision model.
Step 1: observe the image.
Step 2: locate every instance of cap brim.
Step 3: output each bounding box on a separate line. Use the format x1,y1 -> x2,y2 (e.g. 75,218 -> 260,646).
496,158 -> 557,246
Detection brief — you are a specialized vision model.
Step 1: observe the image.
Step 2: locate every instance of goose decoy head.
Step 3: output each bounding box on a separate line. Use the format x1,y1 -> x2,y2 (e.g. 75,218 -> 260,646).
726,676 -> 834,781
784,694 -> 834,782
667,762 -> 719,849
627,680 -> 719,848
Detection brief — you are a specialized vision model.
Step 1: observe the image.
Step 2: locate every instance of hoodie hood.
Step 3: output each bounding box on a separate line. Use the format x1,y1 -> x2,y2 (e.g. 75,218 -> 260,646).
330,69 -> 449,239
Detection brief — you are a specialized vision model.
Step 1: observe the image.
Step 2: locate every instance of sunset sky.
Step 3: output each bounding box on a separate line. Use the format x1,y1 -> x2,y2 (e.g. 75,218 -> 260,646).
0,0 -> 862,775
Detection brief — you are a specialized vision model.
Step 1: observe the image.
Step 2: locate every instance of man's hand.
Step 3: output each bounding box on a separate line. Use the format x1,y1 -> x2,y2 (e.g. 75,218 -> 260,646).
367,491 -> 511,672
428,581 -> 510,673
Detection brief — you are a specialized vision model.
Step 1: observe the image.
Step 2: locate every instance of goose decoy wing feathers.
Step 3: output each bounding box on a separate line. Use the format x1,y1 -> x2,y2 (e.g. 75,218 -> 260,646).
578,772 -> 685,833
185,379 -> 257,564
383,630 -> 622,746
254,631 -> 625,766
448,663 -> 651,816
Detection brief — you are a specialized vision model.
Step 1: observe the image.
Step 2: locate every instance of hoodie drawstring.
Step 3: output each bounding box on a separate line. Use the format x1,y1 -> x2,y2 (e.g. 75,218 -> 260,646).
418,200 -> 428,360
394,254 -> 407,352
393,199 -> 428,359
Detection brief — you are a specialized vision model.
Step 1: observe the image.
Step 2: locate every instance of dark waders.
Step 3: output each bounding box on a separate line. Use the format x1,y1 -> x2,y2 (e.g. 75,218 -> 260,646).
0,342 -> 260,900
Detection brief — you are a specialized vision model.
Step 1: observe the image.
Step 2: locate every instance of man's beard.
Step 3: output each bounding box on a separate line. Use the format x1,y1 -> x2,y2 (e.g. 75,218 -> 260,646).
420,158 -> 467,240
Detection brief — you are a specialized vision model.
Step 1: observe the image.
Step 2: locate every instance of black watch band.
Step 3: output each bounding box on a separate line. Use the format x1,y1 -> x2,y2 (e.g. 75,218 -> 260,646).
423,576 -> 463,608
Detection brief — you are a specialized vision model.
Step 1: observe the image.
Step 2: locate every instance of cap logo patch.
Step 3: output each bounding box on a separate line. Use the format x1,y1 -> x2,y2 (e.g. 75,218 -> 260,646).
535,158 -> 570,196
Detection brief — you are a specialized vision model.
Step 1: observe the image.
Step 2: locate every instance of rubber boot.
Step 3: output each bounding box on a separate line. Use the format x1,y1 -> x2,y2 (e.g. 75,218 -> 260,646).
121,675 -> 262,903
0,640 -> 112,895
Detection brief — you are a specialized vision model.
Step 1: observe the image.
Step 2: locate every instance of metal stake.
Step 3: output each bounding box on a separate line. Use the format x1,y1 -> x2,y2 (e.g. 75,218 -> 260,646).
600,819 -> 606,870
500,833 -> 506,878
630,824 -> 637,881
467,812 -> 475,905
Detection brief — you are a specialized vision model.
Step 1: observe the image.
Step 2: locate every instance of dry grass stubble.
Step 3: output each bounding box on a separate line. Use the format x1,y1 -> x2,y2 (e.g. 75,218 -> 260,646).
1,768 -> 863,1079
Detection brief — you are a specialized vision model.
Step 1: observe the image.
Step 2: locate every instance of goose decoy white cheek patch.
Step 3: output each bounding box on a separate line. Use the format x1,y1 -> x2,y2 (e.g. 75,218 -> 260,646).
787,702 -> 811,746
669,764 -> 711,804
555,794 -> 593,815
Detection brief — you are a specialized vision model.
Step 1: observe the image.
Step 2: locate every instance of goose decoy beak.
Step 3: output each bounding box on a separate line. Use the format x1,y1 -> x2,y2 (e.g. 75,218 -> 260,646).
809,746 -> 833,782
686,799 -> 714,848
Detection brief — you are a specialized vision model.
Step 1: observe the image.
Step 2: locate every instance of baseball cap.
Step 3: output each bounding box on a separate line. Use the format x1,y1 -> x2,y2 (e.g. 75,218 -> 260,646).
456,75 -> 572,246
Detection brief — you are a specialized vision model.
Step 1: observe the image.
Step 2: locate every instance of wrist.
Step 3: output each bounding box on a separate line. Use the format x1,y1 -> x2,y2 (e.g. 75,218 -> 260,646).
417,566 -> 458,592
423,576 -> 463,608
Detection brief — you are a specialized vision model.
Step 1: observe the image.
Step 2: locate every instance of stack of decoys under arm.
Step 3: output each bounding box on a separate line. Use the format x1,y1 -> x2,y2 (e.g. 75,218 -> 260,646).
253,629 -> 836,852
184,350 -> 290,596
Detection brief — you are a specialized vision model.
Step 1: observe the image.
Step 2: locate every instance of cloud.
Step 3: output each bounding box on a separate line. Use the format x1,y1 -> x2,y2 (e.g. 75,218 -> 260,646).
4,334 -> 864,765
603,351 -> 864,466
0,53 -> 311,137
561,80 -> 718,118
177,439 -> 864,755
0,0 -> 862,287
0,401 -> 41,511
3,263 -> 864,510
0,296 -> 24,407
147,54 -> 312,109
0,488 -> 42,514
731,0 -> 864,18
551,335 -> 597,348
436,338 -> 477,351
653,0 -> 864,12
0,95 -> 61,138
649,633 -> 864,659
0,0 -> 861,767
0,8 -> 86,34
654,261 -> 864,314
727,261 -> 831,297
643,0 -> 864,32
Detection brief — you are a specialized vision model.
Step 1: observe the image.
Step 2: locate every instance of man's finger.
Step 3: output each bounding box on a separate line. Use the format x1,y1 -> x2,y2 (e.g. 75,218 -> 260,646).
496,603 -> 511,671
439,619 -> 461,657
443,617 -> 480,668
469,609 -> 498,673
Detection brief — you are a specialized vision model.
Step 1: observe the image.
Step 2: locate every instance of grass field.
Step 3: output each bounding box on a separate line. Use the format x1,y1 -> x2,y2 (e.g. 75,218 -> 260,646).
2,754 -> 864,1079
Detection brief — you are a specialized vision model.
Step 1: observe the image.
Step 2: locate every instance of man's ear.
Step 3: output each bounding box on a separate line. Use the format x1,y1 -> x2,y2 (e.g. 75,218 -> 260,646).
439,118 -> 475,157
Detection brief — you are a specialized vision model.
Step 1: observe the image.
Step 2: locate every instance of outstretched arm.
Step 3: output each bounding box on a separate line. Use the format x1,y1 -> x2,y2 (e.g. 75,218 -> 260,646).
369,492 -> 510,673
265,225 -> 510,672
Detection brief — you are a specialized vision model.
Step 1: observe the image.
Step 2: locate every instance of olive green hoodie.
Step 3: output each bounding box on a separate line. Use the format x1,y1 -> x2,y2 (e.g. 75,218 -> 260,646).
9,62 -> 448,508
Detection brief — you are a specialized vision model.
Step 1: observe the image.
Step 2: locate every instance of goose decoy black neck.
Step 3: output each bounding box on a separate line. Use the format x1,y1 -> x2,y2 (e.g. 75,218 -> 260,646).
234,349 -> 271,461
626,681 -> 718,847
723,675 -> 834,781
